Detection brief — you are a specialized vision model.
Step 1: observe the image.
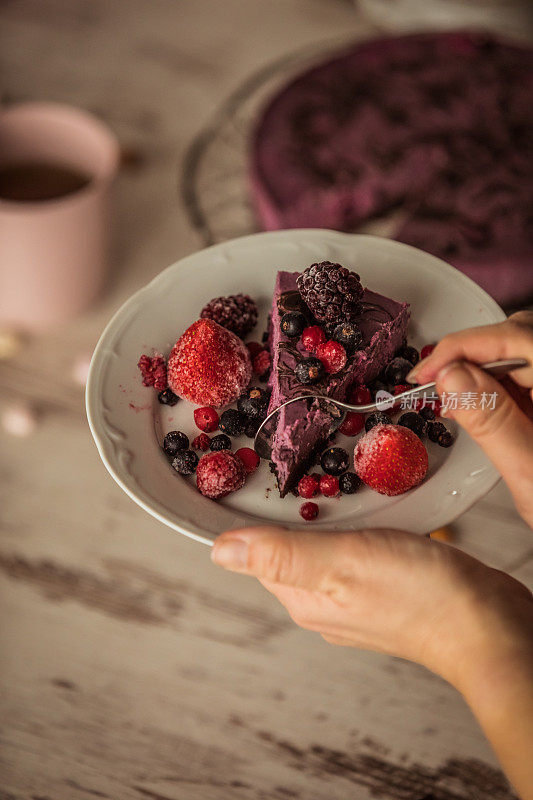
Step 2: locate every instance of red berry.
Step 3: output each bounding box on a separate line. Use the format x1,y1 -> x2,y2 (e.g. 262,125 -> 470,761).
196,450 -> 246,499
192,433 -> 210,451
300,501 -> 319,521
338,411 -> 365,436
194,406 -> 219,432
349,385 -> 371,405
297,474 -> 320,499
420,344 -> 436,359
319,474 -> 340,497
316,340 -> 347,374
253,349 -> 271,376
246,341 -> 264,359
354,423 -> 428,496
137,354 -> 167,390
235,447 -> 260,475
301,326 -> 326,353
392,383 -> 410,410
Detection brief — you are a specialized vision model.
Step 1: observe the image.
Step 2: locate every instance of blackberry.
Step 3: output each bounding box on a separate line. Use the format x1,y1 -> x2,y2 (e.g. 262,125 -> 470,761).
200,293 -> 258,338
397,345 -> 419,366
384,357 -> 413,386
219,409 -> 246,436
280,311 -> 306,338
398,412 -> 425,438
297,261 -> 364,323
419,406 -> 436,421
320,447 -> 349,476
438,430 -> 454,448
210,433 -> 232,451
332,321 -> 363,354
163,430 -> 189,457
244,418 -> 261,438
295,356 -> 325,384
158,388 -> 179,406
427,421 -> 447,443
172,449 -> 198,475
238,387 -> 270,419
365,411 -> 391,432
339,472 -> 361,494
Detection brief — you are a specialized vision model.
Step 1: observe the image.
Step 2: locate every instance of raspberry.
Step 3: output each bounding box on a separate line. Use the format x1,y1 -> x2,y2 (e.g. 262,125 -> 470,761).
297,474 -> 320,499
253,349 -> 271,377
235,447 -> 260,474
201,294 -> 258,338
354,424 -> 428,496
316,341 -> 347,374
301,325 -> 326,353
297,261 -> 364,323
192,433 -> 210,451
420,343 -> 436,359
338,412 -> 365,436
194,406 -> 219,432
392,383 -> 410,410
319,474 -> 340,497
167,319 -> 251,407
246,341 -> 264,359
196,450 -> 246,498
137,354 -> 167,390
300,501 -> 319,521
348,385 -> 372,405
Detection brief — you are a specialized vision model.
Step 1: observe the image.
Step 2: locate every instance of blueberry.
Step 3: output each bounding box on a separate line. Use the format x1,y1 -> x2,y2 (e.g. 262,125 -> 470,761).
171,449 -> 198,475
384,357 -> 413,385
339,472 -> 361,494
419,406 -> 436,421
219,409 -> 246,436
365,411 -> 391,432
437,430 -> 454,448
158,388 -> 179,406
244,417 -> 261,438
210,433 -> 232,451
295,357 -> 325,384
320,447 -> 349,476
398,412 -> 425,438
370,378 -> 388,398
397,345 -> 419,366
237,387 -> 269,419
280,311 -> 306,338
332,321 -> 363,354
427,421 -> 447,443
163,430 -> 189,457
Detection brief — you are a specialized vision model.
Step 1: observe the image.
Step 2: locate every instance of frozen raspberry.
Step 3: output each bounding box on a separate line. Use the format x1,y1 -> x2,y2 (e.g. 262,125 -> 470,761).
316,341 -> 347,375
354,424 -> 428,496
167,319 -> 252,407
194,406 -> 219,433
253,349 -> 271,377
192,433 -> 210,451
301,325 -> 326,353
137,354 -> 167,390
201,294 -> 258,338
196,450 -> 246,499
235,447 -> 260,474
246,341 -> 264,359
348,385 -> 372,405
338,412 -> 365,436
392,383 -> 410,410
319,474 -> 340,497
300,501 -> 319,521
297,474 -> 320,499
420,343 -> 436,359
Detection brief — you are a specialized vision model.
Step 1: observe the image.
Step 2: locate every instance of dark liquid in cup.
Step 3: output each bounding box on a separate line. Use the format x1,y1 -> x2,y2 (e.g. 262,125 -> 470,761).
0,161 -> 91,202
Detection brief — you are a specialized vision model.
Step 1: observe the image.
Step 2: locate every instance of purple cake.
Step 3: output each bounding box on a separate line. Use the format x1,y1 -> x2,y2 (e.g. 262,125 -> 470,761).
251,32 -> 533,306
267,271 -> 410,496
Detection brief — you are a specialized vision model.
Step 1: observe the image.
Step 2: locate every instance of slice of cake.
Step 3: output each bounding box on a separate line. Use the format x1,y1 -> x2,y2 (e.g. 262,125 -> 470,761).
267,270 -> 410,497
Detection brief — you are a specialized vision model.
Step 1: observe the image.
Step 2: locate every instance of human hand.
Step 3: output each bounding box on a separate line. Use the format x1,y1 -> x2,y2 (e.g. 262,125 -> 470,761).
407,311 -> 533,527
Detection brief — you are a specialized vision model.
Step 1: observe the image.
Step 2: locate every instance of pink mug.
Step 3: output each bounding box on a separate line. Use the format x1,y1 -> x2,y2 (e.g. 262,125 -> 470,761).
0,102 -> 119,330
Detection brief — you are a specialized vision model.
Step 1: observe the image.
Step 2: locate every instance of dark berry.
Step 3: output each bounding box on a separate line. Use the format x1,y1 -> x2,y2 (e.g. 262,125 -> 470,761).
280,311 -> 306,337
246,341 -> 264,359
210,433 -> 232,451
261,330 -> 269,343
301,325 -> 326,353
320,447 -> 349,476
238,387 -> 269,419
316,340 -> 347,374
338,412 -> 365,436
300,501 -> 319,521
235,447 -> 260,474
384,357 -> 413,385
398,412 -> 426,438
421,343 -> 436,359
219,409 -> 246,436
297,474 -> 320,499
158,388 -> 179,406
253,350 -> 271,376
419,406 -> 436,421
319,474 -> 340,497
349,385 -> 372,405
365,411 -> 392,432
339,472 -> 361,494
171,449 -> 198,475
295,356 -> 325,385
427,421 -> 447,443
332,321 -> 363,354
194,406 -> 219,432
192,433 -> 210,451
244,417 -> 261,438
370,379 -> 388,398
297,261 -> 364,323
163,430 -> 189,457
397,345 -> 419,366
200,293 -> 258,337
437,430 -> 454,448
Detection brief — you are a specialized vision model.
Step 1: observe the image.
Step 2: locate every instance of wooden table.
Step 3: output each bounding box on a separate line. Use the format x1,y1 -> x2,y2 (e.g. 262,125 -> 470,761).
1,2 -> 532,798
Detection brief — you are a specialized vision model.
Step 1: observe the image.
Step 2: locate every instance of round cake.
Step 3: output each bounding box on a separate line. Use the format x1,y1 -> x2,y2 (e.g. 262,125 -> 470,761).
250,32 -> 533,307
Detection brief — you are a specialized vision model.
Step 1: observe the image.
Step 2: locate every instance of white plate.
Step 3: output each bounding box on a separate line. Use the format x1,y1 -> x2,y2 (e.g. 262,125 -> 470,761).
86,230 -> 504,546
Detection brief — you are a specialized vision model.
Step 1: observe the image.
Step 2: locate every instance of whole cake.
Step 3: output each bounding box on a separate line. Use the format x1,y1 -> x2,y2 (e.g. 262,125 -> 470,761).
251,31 -> 533,306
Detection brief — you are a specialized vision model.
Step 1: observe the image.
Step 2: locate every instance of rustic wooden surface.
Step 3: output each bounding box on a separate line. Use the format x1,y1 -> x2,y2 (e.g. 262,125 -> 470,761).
1,2 -> 532,799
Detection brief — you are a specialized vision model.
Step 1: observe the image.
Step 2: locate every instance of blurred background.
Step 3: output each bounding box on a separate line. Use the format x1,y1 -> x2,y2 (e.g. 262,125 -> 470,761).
1,2 -> 532,799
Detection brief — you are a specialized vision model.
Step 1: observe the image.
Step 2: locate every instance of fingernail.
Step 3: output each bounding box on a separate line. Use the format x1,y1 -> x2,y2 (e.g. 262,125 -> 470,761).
406,356 -> 430,383
211,538 -> 248,570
